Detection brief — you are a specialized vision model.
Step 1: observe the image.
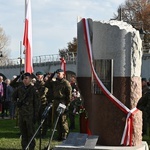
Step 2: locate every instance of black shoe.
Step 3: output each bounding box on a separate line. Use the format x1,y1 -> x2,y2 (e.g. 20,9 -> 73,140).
41,134 -> 46,139
62,136 -> 66,140
62,134 -> 67,141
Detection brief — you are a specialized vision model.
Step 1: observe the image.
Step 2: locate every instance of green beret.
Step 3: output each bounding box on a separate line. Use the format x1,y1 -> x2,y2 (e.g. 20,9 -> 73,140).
36,71 -> 44,75
56,69 -> 64,73
23,72 -> 31,77
22,72 -> 31,79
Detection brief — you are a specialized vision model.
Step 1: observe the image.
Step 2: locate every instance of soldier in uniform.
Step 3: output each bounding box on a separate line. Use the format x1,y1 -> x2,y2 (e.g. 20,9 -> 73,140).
34,71 -> 49,137
137,78 -> 150,135
141,78 -> 149,95
47,69 -> 72,141
12,73 -> 39,150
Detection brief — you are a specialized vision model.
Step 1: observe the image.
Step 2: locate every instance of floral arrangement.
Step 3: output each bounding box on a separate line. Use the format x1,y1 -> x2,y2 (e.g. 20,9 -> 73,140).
68,89 -> 88,119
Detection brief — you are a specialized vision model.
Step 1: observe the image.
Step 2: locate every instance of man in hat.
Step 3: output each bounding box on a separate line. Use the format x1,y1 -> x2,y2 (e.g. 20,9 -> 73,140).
47,69 -> 72,140
34,71 -> 49,138
12,72 -> 40,150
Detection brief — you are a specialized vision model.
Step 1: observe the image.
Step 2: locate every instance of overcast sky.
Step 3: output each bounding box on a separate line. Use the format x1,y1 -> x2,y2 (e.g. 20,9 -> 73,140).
0,0 -> 125,59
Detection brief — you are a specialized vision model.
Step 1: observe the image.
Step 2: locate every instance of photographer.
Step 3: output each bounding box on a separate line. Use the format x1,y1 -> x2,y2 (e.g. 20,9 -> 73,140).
12,72 -> 40,150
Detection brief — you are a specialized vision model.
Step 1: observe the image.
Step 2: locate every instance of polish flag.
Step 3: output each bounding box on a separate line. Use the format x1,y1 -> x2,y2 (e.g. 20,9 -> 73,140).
23,0 -> 33,73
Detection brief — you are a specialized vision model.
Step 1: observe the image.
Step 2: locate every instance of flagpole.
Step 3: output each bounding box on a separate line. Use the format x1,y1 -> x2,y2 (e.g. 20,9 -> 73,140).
24,0 -> 26,72
19,41 -> 22,75
25,0 -> 27,18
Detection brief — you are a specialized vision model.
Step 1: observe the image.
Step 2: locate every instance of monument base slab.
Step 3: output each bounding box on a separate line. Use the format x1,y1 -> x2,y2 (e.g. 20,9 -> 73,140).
54,141 -> 148,150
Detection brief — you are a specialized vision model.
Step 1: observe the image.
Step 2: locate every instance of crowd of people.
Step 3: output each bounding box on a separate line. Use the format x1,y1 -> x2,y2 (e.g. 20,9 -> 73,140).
0,69 -> 81,150
0,76 -> 15,119
3,70 -> 150,149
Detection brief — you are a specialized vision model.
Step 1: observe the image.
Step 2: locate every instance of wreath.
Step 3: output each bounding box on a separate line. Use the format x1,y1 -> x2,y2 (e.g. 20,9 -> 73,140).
68,89 -> 88,119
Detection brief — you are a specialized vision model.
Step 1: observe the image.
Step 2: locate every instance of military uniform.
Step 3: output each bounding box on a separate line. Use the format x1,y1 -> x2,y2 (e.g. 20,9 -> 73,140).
50,69 -> 72,140
34,79 -> 49,137
12,73 -> 39,150
53,78 -> 72,140
45,72 -> 56,128
137,88 -> 150,135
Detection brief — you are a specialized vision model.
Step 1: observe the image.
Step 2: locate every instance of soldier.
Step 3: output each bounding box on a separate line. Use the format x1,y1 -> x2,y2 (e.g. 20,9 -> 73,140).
45,72 -> 56,128
142,78 -> 149,95
34,71 -> 49,137
12,72 -> 39,150
48,69 -> 72,141
137,78 -> 150,135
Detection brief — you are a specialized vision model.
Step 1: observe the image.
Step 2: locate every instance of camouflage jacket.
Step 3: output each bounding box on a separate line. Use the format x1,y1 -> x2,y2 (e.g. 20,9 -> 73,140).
52,78 -> 72,105
137,90 -> 150,116
142,85 -> 149,95
12,84 -> 40,116
34,80 -> 48,105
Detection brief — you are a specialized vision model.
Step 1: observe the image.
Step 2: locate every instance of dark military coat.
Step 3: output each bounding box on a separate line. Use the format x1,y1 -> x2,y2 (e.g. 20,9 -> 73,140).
137,89 -> 150,121
12,84 -> 39,116
34,80 -> 48,105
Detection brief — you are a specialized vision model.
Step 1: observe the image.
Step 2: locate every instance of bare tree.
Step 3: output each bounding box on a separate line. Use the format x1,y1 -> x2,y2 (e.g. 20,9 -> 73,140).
67,37 -> 77,53
0,26 -> 10,65
59,37 -> 77,59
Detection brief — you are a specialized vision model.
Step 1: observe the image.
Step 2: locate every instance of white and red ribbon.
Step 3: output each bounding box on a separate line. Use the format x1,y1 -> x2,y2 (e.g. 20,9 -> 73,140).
121,108 -> 138,145
82,18 -> 138,146
60,57 -> 66,74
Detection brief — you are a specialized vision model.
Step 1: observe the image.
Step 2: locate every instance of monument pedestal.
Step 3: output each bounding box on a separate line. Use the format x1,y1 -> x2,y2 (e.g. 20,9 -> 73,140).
80,113 -> 88,133
54,142 -> 148,150
54,133 -> 149,150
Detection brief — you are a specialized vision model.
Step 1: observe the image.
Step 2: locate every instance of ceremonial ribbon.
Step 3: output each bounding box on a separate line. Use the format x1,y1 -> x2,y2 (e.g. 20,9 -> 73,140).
60,57 -> 66,74
82,18 -> 138,146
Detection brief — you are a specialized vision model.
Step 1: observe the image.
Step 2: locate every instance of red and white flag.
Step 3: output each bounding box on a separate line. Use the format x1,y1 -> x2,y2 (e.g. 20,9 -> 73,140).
23,0 -> 33,73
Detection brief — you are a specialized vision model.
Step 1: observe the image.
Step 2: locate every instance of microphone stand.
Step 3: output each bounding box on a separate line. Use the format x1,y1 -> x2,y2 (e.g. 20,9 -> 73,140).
45,103 -> 66,150
25,103 -> 53,150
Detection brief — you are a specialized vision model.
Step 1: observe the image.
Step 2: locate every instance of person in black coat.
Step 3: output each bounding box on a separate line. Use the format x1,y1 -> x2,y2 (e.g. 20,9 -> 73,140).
137,78 -> 150,135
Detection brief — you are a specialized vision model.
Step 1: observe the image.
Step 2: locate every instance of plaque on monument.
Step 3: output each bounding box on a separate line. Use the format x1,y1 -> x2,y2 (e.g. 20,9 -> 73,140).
62,132 -> 88,146
73,133 -> 88,146
54,132 -> 99,150
63,132 -> 80,146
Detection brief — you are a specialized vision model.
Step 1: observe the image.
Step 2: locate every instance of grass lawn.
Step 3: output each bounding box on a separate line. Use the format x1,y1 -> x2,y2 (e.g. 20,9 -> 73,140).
0,119 -> 55,150
0,116 -> 150,150
0,116 -> 80,150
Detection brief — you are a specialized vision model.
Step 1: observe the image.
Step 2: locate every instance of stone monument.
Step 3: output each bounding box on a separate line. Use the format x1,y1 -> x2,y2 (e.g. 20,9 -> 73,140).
77,18 -> 143,146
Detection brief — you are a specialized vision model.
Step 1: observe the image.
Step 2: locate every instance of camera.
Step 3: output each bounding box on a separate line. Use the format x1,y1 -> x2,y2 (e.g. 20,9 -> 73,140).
57,103 -> 66,114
